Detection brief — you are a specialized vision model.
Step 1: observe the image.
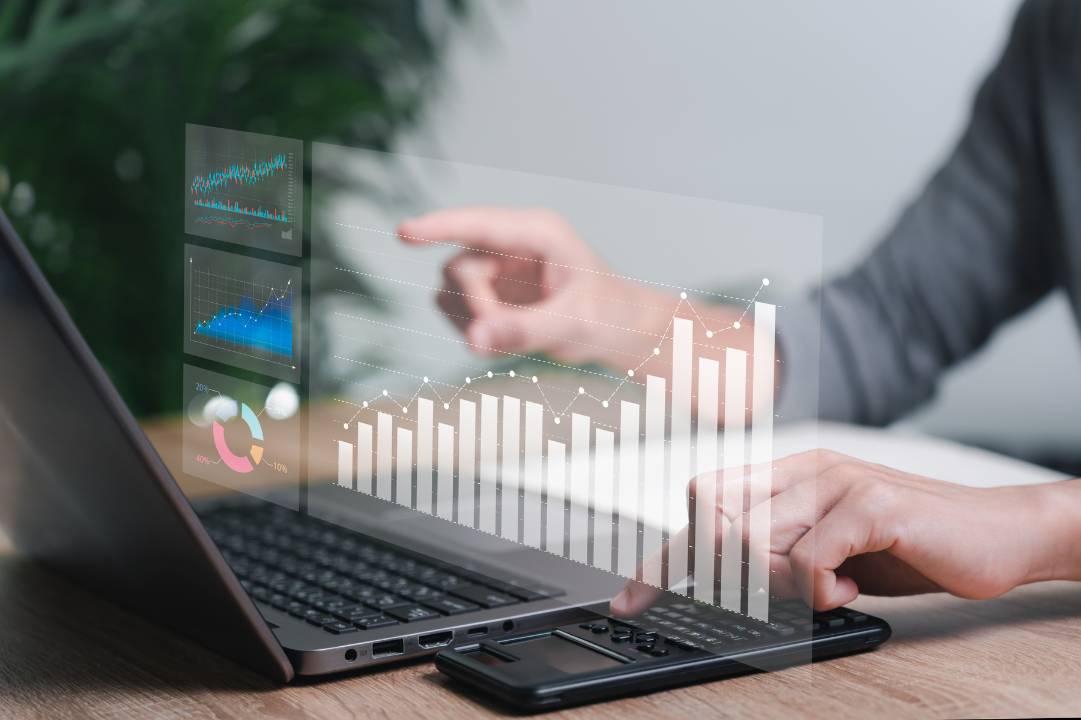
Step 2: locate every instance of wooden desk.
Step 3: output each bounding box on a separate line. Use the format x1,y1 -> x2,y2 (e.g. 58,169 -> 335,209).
2,544 -> 1080,719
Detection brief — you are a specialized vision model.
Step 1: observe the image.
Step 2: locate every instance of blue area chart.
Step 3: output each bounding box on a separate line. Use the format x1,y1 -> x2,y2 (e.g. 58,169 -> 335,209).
194,287 -> 293,359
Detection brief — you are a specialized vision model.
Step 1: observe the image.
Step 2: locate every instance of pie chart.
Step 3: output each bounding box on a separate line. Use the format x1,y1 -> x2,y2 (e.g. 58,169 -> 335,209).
211,398 -> 264,474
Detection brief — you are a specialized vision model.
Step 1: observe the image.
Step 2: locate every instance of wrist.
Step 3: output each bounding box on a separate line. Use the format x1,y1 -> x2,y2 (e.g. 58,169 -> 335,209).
1021,478 -> 1081,585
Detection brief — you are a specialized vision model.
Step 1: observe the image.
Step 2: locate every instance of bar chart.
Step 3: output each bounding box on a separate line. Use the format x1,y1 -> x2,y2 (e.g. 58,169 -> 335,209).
330,301 -> 778,622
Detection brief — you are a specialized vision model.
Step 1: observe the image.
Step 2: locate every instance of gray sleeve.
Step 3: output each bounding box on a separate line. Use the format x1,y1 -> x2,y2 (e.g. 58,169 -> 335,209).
776,0 -> 1060,425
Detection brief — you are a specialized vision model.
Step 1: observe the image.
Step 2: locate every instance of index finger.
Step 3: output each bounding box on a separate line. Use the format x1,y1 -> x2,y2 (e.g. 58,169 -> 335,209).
398,206 -> 550,253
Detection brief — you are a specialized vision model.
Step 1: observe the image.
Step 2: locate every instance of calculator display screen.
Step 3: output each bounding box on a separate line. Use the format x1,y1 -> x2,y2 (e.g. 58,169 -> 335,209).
502,633 -> 625,674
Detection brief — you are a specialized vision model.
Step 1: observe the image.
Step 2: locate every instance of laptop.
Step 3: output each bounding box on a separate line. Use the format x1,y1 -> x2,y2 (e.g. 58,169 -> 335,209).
0,209 -> 619,681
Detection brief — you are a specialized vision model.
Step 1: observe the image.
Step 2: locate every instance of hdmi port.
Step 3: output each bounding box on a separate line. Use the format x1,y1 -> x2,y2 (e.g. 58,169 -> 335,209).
418,631 -> 453,649
372,639 -> 404,658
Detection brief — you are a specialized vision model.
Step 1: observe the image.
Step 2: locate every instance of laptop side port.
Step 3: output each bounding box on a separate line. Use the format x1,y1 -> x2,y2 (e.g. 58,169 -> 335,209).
372,639 -> 404,658
418,631 -> 454,649
467,626 -> 488,638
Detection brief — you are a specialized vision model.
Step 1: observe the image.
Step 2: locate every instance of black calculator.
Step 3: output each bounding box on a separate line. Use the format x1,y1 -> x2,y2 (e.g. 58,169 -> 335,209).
436,596 -> 891,711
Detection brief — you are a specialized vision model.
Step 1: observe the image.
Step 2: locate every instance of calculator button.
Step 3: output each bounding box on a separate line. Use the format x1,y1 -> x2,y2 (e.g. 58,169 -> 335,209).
636,643 -> 656,652
648,648 -> 670,657
591,624 -> 610,634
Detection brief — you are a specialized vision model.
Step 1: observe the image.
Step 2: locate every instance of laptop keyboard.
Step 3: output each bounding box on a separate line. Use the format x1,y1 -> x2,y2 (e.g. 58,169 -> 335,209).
199,505 -> 564,636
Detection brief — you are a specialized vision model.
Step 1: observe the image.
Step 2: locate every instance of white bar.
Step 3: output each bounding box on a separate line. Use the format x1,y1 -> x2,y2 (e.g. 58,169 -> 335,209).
437,423 -> 455,520
569,413 -> 591,563
416,398 -> 434,513
357,422 -> 373,494
667,318 -> 694,593
720,349 -> 747,612
479,394 -> 499,534
747,302 -> 776,621
522,401 -> 544,548
376,412 -> 393,502
500,396 -> 521,541
457,399 -> 477,528
694,357 -> 720,603
395,428 -> 413,507
642,375 -> 666,587
545,440 -> 567,556
337,441 -> 353,489
617,401 -> 641,578
593,429 -> 615,571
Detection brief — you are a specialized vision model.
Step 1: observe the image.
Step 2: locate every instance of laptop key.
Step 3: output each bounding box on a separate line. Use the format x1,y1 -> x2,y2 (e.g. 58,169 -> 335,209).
448,584 -> 517,608
323,621 -> 358,635
423,597 -> 480,616
384,604 -> 441,623
304,612 -> 338,626
355,615 -> 399,630
366,593 -> 408,609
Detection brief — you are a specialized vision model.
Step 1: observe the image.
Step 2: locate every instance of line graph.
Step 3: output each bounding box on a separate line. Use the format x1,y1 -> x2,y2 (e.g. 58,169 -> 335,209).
331,282 -> 770,430
184,243 -> 302,383
184,124 -> 303,256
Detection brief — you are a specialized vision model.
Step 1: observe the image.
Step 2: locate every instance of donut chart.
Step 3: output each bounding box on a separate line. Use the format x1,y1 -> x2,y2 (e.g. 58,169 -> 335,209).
211,399 -> 264,474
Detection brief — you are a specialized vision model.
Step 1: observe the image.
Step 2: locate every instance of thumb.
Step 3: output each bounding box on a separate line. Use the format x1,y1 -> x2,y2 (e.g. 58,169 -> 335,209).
443,255 -> 533,356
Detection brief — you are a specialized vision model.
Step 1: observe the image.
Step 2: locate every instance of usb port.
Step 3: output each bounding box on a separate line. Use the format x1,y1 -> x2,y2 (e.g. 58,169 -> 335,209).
418,631 -> 454,649
372,639 -> 404,658
467,626 -> 488,638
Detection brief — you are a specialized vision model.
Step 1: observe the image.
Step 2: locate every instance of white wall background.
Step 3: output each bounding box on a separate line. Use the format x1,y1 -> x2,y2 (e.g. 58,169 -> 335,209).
398,0 -> 1081,453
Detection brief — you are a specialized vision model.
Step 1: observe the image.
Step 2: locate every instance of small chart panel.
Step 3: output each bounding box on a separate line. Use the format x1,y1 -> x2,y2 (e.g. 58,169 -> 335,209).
182,364 -> 300,509
184,124 -> 303,256
184,243 -> 302,382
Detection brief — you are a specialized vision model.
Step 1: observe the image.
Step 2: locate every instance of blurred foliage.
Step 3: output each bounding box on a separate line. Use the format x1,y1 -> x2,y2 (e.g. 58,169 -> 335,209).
0,0 -> 466,417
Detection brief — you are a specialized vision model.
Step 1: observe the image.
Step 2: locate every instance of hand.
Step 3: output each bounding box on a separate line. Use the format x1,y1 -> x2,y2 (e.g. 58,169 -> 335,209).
611,449 -> 1081,615
397,207 -> 670,366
